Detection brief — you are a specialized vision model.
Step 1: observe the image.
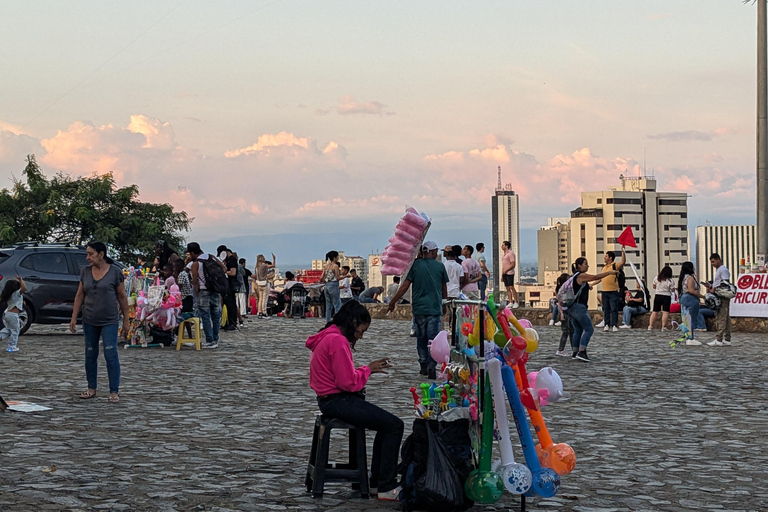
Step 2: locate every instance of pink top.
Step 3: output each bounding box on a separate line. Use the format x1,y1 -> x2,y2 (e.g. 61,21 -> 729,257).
306,325 -> 371,396
502,250 -> 516,275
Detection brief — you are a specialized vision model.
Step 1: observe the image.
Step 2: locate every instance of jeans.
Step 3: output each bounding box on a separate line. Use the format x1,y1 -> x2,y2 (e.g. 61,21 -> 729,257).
550,300 -> 560,323
622,306 -> 648,326
697,307 -> 715,330
317,393 -> 404,493
414,314 -> 441,372
478,275 -> 488,300
1,311 -> 21,349
82,323 -> 120,394
569,303 -> 594,351
602,291 -> 620,327
324,281 -> 342,322
358,298 -> 379,304
679,293 -> 700,339
197,290 -> 222,343
558,309 -> 574,351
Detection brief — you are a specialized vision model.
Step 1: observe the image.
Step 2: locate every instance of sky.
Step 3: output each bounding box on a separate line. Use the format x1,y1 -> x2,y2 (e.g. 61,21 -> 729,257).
0,1 -> 761,266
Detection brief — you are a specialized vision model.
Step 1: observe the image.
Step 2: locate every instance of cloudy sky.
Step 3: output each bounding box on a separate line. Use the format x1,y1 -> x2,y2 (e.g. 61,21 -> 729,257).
0,1 -> 759,263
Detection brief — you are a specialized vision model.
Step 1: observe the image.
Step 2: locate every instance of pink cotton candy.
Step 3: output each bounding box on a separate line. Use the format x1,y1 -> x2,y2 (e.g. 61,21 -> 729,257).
395,220 -> 423,238
402,211 -> 427,229
392,229 -> 419,245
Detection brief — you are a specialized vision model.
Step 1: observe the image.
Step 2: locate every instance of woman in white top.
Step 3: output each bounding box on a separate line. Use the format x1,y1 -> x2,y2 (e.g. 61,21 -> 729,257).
648,265 -> 675,331
676,261 -> 706,345
322,251 -> 342,322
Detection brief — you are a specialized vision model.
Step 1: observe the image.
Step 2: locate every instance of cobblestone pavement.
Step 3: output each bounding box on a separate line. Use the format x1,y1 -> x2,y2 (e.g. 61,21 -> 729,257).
1,318 -> 766,512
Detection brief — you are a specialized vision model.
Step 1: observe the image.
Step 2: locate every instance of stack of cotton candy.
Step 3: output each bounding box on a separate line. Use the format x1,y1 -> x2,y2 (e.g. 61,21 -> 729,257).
381,207 -> 430,275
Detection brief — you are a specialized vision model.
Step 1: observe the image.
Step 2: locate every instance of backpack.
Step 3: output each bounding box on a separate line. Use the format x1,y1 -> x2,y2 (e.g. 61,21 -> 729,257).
201,255 -> 229,294
556,272 -> 585,309
613,262 -> 626,292
715,281 -> 737,299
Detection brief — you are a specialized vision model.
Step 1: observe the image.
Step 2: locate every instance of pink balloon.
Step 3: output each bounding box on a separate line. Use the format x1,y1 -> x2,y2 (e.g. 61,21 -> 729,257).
429,330 -> 451,364
518,318 -> 533,329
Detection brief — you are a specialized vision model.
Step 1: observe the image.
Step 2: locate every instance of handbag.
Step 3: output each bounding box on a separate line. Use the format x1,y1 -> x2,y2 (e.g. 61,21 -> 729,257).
715,281 -> 737,299
255,280 -> 268,287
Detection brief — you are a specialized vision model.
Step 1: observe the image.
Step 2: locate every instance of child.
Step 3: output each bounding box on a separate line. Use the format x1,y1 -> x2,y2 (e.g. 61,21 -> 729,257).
1,276 -> 26,352
554,273 -> 574,357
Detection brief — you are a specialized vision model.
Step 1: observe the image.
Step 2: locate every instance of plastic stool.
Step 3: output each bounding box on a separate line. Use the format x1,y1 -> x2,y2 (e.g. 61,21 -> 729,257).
305,414 -> 369,499
176,318 -> 201,350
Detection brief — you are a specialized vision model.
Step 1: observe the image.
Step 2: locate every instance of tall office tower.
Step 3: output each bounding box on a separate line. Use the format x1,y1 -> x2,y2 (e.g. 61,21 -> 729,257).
492,166 -> 520,293
695,225 -> 756,282
569,176 -> 688,308
537,217 -> 571,284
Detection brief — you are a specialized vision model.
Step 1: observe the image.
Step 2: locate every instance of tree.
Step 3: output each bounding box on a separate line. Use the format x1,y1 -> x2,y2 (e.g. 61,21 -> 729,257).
0,155 -> 192,263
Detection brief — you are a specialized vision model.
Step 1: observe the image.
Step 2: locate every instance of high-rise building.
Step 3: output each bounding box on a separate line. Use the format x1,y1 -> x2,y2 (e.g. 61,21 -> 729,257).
695,225 -> 756,282
492,166 -> 520,293
537,217 -> 571,284
569,176 -> 688,308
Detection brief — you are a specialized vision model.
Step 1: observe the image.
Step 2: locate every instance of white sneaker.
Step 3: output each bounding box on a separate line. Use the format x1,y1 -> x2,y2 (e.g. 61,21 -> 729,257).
707,340 -> 723,347
721,340 -> 732,346
612,326 -> 619,332
555,350 -> 569,357
619,324 -> 631,329
6,346 -> 19,352
377,486 -> 402,501
512,303 -> 519,309
647,326 -> 652,331
554,321 -> 562,326
549,320 -> 554,326
685,339 -> 702,346
596,321 -> 605,328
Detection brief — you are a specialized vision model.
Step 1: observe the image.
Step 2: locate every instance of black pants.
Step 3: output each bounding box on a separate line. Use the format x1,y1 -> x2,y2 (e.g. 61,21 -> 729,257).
558,309 -> 574,351
223,289 -> 238,327
317,393 -> 404,493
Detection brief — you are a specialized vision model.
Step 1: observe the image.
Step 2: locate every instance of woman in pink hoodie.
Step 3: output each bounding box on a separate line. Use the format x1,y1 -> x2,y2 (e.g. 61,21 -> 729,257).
306,301 -> 403,501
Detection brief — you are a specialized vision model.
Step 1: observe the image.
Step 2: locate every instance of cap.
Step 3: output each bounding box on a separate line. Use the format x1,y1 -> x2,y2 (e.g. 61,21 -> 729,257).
422,240 -> 438,251
442,245 -> 452,252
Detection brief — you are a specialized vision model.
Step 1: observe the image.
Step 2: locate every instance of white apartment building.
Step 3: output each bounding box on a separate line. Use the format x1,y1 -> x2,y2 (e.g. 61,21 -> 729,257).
537,217 -> 571,284
569,176 -> 688,309
695,225 -> 756,282
492,185 -> 520,293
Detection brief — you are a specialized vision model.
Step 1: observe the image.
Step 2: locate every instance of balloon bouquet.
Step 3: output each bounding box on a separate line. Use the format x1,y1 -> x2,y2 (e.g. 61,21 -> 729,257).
419,295 -> 576,505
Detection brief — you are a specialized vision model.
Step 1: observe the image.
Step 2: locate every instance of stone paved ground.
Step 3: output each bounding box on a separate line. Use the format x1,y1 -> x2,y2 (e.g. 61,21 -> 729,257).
1,318 -> 767,512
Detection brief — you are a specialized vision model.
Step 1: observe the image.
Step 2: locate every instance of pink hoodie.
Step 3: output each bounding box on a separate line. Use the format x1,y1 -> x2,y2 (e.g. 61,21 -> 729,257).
306,325 -> 370,396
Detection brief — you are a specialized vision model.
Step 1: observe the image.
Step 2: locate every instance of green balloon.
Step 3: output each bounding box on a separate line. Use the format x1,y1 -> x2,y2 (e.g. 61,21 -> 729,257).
465,470 -> 504,503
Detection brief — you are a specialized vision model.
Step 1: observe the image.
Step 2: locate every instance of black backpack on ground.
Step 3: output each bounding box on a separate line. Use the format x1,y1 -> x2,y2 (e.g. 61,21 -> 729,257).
201,255 -> 229,294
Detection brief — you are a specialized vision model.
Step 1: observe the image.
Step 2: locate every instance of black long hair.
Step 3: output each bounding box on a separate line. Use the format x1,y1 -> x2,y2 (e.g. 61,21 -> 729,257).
87,241 -> 114,264
0,279 -> 21,304
572,257 -> 587,274
322,300 -> 371,349
678,261 -> 695,295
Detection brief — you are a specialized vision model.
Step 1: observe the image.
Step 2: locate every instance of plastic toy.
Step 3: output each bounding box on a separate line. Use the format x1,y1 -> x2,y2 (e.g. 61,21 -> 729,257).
429,330 -> 451,365
464,373 -> 504,503
500,365 -> 561,498
461,322 -> 473,337
526,367 -> 564,407
487,358 -> 533,494
518,318 -> 533,330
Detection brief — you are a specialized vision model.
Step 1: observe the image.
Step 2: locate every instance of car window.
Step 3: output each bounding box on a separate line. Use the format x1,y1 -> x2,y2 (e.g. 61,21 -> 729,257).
19,252 -> 70,274
71,252 -> 89,274
0,251 -> 10,265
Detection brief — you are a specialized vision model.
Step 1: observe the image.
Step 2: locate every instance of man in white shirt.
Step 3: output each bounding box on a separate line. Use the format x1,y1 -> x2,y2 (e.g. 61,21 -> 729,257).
705,253 -> 732,346
339,265 -> 353,304
442,245 -> 465,299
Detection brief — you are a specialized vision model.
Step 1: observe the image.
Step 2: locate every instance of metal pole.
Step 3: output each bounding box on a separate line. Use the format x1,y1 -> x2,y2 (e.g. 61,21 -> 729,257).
758,0 -> 768,258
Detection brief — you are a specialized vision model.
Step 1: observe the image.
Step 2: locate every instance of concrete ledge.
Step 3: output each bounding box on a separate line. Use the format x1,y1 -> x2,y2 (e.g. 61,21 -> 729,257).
364,304 -> 767,333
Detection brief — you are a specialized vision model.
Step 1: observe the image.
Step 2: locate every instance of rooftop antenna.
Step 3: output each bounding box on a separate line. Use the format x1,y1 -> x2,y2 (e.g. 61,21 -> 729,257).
497,165 -> 502,191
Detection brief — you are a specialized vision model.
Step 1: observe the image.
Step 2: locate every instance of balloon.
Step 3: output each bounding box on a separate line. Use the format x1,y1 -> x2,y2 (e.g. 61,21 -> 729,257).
524,328 -> 539,353
533,367 -> 564,406
501,365 -> 561,498
464,373 -> 504,503
429,330 -> 450,365
487,358 -> 533,494
518,318 -> 533,329
468,314 -> 481,346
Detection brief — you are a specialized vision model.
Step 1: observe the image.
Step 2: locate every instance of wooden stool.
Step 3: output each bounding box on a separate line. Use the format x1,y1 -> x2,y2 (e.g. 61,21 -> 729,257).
176,318 -> 201,350
305,414 -> 369,499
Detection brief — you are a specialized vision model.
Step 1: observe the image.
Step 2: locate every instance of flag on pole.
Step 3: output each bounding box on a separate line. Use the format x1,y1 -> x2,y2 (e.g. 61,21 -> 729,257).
616,226 -> 637,247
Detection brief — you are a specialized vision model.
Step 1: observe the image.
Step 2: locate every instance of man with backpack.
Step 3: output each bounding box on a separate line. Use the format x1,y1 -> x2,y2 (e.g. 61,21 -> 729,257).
600,247 -> 626,333
187,242 -> 227,349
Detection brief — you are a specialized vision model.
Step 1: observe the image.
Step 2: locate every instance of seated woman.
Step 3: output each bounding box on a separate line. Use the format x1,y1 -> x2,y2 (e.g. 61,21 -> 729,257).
306,301 -> 403,501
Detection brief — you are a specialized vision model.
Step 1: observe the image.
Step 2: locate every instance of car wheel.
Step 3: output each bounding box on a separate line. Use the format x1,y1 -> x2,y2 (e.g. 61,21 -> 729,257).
18,302 -> 33,336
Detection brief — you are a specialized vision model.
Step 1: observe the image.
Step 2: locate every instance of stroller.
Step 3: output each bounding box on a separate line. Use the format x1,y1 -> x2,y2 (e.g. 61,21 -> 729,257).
285,284 -> 308,318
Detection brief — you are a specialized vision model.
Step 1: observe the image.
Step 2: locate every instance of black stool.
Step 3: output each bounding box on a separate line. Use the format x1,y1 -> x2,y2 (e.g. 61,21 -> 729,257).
305,414 -> 369,499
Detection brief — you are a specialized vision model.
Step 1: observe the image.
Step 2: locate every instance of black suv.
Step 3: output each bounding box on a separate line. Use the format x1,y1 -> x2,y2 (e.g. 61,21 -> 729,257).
0,242 -> 91,335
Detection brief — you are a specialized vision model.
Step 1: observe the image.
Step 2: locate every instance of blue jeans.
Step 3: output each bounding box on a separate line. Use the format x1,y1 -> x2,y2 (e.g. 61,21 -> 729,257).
478,275 -> 488,300
414,314 -> 441,372
324,281 -> 342,322
569,303 -> 594,351
550,300 -> 560,322
197,290 -> 222,344
697,307 -> 715,330
83,323 -> 120,394
679,293 -> 700,339
622,306 -> 648,326
602,291 -> 620,327
318,393 -> 404,493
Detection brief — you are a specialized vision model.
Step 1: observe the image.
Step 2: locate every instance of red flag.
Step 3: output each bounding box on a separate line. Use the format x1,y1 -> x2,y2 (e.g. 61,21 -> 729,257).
616,226 -> 637,247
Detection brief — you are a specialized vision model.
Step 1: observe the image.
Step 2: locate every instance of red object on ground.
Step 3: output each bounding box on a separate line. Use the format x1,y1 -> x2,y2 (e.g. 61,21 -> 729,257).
616,226 -> 637,247
249,296 -> 257,313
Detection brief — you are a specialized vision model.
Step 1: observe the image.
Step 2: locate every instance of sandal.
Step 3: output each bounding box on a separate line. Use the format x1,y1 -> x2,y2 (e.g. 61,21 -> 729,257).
107,394 -> 120,403
79,390 -> 97,399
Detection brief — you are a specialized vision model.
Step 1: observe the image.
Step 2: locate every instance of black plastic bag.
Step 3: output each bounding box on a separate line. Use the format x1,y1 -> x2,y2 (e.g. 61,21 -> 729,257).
399,419 -> 473,512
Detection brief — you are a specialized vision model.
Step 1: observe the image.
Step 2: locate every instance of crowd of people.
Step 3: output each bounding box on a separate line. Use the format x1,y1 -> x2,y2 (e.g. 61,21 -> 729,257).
550,251 -> 735,362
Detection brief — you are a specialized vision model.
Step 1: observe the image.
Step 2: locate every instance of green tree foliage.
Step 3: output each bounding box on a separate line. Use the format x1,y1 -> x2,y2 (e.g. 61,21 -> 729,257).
0,155 -> 192,263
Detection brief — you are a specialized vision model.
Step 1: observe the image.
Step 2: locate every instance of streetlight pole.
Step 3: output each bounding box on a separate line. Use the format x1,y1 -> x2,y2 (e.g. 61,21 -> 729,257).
758,0 -> 768,261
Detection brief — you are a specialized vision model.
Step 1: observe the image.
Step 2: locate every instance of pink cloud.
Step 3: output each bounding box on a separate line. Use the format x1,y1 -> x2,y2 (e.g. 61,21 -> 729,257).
316,96 -> 395,116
